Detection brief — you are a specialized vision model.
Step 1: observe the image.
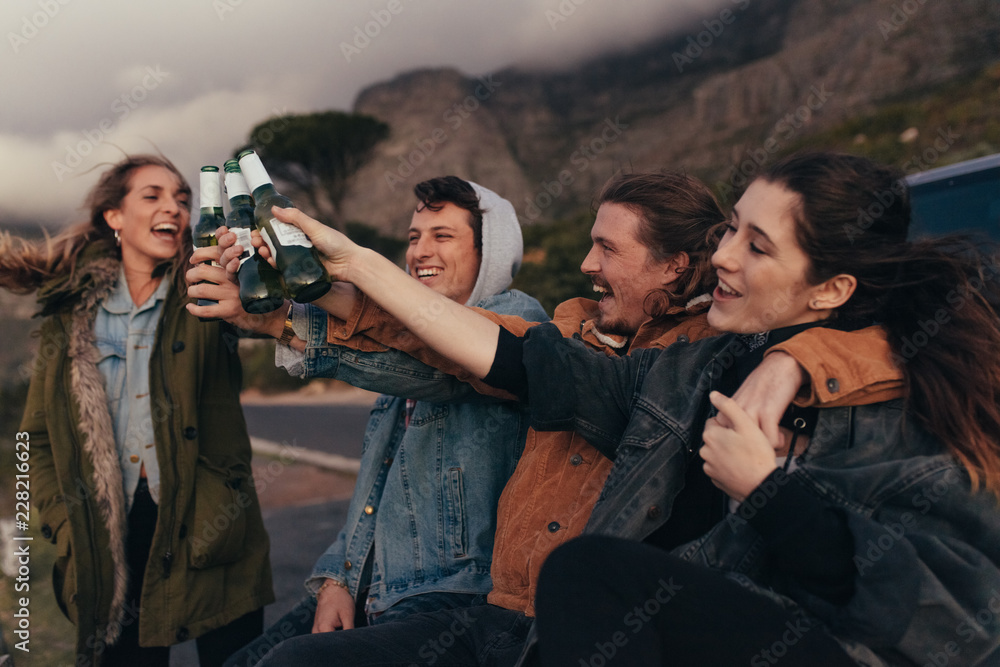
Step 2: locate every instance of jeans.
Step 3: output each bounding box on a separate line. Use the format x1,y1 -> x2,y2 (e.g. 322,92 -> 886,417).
224,591 -> 483,667
256,601 -> 533,667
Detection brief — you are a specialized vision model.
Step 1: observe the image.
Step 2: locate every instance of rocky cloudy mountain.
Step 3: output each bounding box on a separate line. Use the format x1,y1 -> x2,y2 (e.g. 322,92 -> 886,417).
337,0 -> 998,236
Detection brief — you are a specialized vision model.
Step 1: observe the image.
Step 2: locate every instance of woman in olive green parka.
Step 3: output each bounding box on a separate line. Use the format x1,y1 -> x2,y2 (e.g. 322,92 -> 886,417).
3,155 -> 273,666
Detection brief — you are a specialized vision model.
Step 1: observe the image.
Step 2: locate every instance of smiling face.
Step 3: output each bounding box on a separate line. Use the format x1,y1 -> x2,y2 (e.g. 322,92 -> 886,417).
580,202 -> 683,337
708,179 -> 832,334
104,165 -> 191,274
406,201 -> 481,305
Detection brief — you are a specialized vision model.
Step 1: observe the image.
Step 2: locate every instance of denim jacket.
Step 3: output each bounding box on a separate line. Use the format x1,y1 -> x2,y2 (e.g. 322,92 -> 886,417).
517,324 -> 1000,666
296,290 -> 548,613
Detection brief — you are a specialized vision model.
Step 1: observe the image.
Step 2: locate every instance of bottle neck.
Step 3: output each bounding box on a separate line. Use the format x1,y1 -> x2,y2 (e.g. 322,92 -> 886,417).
225,171 -> 252,199
250,183 -> 277,203
228,194 -> 253,209
198,170 -> 223,210
238,153 -> 273,193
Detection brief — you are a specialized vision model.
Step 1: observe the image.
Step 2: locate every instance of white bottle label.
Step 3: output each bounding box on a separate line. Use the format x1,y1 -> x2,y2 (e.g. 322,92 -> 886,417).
232,227 -> 255,268
268,218 -> 314,248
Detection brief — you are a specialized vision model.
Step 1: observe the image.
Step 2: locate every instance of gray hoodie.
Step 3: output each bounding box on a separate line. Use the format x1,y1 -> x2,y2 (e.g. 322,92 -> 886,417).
464,181 -> 524,306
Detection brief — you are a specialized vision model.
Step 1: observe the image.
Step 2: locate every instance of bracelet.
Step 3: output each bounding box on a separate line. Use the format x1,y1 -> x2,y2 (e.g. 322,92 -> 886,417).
318,578 -> 348,595
277,303 -> 296,347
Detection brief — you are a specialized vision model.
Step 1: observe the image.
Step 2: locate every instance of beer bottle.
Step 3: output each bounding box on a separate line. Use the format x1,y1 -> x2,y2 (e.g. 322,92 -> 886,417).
236,149 -> 332,303
224,159 -> 286,314
192,165 -> 225,318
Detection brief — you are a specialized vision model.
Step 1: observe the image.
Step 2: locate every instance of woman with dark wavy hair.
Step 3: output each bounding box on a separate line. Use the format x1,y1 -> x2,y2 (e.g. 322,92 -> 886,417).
1,155 -> 273,666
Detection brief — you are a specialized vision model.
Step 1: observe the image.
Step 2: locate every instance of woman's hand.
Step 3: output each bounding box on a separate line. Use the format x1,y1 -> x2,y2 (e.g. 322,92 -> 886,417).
701,391 -> 778,502
726,351 -> 806,450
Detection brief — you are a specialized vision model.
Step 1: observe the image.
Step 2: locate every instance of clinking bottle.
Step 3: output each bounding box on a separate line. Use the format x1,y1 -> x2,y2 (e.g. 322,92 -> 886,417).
192,165 -> 225,318
224,160 -> 287,314
236,150 -> 332,303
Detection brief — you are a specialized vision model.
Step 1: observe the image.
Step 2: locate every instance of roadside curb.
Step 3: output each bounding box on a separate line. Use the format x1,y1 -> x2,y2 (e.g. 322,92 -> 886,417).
250,437 -> 361,475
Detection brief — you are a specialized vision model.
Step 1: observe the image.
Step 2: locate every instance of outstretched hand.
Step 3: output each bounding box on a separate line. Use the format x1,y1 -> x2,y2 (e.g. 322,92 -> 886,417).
270,206 -> 361,282
701,391 -> 778,502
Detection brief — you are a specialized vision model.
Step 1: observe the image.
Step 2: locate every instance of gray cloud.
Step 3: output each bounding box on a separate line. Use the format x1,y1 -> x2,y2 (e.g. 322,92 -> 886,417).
1,0 -> 723,227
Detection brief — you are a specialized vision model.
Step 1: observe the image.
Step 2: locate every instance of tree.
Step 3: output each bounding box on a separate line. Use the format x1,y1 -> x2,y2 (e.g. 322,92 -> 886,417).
246,111 -> 390,230
511,211 -> 595,315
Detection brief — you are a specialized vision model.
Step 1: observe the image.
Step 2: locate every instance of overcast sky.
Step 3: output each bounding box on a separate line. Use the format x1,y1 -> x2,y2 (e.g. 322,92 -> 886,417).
0,0 -> 722,228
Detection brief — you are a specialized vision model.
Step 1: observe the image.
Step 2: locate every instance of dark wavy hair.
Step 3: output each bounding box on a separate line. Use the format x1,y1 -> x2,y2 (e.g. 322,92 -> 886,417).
596,171 -> 725,317
413,176 -> 484,251
762,151 -> 1000,496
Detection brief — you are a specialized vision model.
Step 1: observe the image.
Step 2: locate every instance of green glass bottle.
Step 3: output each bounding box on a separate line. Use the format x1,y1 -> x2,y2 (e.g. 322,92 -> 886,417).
237,150 -> 332,303
224,159 -> 286,314
192,165 -> 225,318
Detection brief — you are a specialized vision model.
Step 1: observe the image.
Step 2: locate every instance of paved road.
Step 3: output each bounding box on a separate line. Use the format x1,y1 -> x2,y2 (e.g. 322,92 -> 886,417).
241,403 -> 374,458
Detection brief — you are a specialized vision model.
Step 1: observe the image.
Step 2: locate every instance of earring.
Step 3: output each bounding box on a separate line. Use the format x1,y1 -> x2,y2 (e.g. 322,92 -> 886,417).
114,229 -> 121,246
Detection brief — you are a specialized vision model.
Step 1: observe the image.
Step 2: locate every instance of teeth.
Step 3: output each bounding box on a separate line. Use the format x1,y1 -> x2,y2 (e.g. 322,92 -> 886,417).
417,268 -> 441,278
153,223 -> 178,233
717,282 -> 739,297
592,284 -> 610,295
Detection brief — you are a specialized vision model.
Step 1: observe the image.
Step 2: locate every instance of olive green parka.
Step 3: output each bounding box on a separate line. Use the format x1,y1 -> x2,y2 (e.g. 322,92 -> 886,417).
22,248 -> 273,665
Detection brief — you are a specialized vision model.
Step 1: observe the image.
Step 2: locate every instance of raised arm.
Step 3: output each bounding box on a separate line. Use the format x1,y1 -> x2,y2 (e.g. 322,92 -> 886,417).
272,206 -> 504,378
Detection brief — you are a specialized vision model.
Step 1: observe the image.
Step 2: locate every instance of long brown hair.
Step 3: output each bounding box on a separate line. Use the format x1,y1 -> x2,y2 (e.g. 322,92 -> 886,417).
762,152 -> 1000,496
596,172 -> 724,316
0,154 -> 192,299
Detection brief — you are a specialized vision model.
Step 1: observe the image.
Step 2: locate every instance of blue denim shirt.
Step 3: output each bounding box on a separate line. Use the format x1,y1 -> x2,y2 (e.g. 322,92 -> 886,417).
290,290 -> 548,613
93,269 -> 169,512
515,324 -> 1000,666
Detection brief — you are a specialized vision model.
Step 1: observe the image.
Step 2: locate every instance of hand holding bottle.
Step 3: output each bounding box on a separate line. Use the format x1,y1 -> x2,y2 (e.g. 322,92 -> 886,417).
187,226 -> 288,337
266,206 -> 362,282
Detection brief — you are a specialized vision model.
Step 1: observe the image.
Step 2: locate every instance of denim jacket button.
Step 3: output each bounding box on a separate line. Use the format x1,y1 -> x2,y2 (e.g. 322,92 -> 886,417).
547,521 -> 561,533
344,560 -> 353,570
827,378 -> 840,393
570,454 -> 583,466
364,505 -> 375,515
647,506 -> 662,520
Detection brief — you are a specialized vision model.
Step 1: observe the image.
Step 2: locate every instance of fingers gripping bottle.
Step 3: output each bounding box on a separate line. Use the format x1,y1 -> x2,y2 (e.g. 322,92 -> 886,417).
237,150 -> 332,303
224,160 -> 286,314
192,165 -> 225,317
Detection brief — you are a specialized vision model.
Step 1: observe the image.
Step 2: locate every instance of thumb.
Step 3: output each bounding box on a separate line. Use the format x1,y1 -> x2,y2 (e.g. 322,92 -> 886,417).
708,391 -> 754,432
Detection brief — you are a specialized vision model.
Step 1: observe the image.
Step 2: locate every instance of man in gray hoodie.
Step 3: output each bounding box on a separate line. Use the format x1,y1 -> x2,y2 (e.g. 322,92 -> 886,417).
197,176 -> 548,667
